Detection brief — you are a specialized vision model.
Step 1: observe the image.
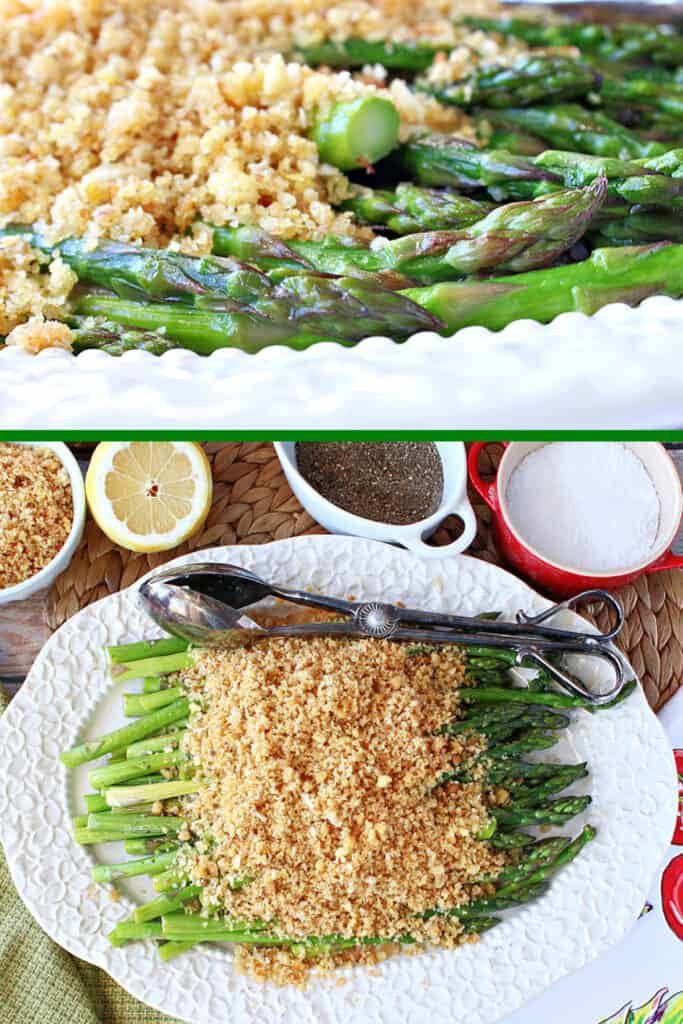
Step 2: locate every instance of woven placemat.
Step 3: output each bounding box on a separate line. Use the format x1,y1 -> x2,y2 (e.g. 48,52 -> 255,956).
48,442 -> 683,711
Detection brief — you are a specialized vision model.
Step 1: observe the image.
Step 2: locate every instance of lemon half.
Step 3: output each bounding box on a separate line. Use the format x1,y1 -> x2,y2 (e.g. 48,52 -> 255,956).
86,442 -> 212,552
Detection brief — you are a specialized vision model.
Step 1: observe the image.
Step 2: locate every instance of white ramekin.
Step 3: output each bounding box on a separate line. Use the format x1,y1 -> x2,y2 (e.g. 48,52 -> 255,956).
0,442 -> 86,605
274,441 -> 476,559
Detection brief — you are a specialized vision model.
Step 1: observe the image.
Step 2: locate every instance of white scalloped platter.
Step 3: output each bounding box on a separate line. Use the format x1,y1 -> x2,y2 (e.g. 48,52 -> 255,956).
0,536 -> 677,1024
1,297 -> 683,428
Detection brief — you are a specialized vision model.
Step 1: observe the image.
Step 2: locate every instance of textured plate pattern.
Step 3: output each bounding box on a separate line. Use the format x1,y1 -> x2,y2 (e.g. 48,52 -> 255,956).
1,297 -> 683,428
0,536 -> 677,1024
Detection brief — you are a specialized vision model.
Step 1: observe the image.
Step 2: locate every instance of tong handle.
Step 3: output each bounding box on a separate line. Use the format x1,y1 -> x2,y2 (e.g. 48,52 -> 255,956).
516,589 -> 624,642
515,643 -> 625,705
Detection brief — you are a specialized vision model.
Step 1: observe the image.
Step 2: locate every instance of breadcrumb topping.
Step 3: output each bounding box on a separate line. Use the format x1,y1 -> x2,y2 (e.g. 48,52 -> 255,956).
0,237 -> 76,336
178,637 -> 504,983
0,443 -> 73,588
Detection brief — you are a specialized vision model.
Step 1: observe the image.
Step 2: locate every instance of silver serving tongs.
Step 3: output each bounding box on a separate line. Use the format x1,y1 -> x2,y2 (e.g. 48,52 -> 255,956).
139,563 -> 627,706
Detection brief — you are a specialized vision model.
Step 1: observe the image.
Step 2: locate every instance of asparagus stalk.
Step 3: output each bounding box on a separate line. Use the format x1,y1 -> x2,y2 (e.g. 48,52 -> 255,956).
123,687 -> 184,717
403,243 -> 683,332
483,105 -> 668,160
126,729 -> 188,759
89,749 -> 188,790
142,676 -> 164,693
158,940 -> 199,961
134,886 -> 202,924
93,850 -> 177,883
108,638 -> 189,664
401,135 -> 560,189
71,322 -> 177,356
111,652 -> 192,681
461,17 -> 683,67
108,921 -> 164,946
88,813 -> 188,838
75,270 -> 442,348
492,795 -> 592,828
340,183 -> 494,234
310,96 -> 400,170
295,38 -> 442,72
103,779 -> 199,808
600,75 -> 683,118
125,838 -> 179,856
215,184 -> 604,281
419,56 -> 599,109
61,698 -> 190,768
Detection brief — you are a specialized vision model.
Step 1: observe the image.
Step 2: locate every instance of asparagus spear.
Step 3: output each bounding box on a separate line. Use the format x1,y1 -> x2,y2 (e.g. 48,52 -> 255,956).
416,179 -> 606,274
123,687 -> 184,717
492,795 -> 591,828
595,210 -> 683,245
419,56 -> 599,109
108,638 -> 189,664
402,243 -> 683,332
600,75 -> 683,118
400,135 -> 561,189
93,850 -> 177,883
61,698 -> 190,768
461,17 -> 683,67
75,272 -> 442,350
484,105 -> 668,160
0,227 -> 252,303
295,38 -> 442,72
340,182 -> 494,234
214,183 -> 604,281
71,322 -> 177,356
310,96 -> 400,170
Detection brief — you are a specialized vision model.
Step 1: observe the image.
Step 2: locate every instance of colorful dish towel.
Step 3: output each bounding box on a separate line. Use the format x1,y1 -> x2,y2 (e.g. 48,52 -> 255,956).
0,686 -> 178,1024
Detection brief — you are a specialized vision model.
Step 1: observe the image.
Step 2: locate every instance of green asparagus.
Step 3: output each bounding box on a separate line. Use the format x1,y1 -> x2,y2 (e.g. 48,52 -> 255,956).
340,182 -> 494,233
295,37 -> 442,72
310,96 -> 400,170
419,56 -> 599,109
461,17 -> 683,67
403,243 -> 683,332
483,105 -> 668,159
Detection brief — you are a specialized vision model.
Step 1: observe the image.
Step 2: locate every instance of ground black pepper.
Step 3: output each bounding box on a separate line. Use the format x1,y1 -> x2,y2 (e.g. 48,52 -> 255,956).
295,442 -> 443,525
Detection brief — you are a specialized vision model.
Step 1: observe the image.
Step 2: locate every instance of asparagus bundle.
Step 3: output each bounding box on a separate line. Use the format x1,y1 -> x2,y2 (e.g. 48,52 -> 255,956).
61,634 -> 609,962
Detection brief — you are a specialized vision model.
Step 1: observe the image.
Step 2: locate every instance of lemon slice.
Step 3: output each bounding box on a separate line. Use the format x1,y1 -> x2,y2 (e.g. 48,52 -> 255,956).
86,442 -> 212,552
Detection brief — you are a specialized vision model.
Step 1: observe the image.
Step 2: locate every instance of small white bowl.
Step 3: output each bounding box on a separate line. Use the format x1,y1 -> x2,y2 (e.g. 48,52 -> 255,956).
0,441 -> 86,605
274,441 -> 476,559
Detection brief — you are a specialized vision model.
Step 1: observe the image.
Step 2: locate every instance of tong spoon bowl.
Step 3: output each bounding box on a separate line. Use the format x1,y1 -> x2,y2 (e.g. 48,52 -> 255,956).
144,563 -> 624,644
139,566 -> 627,705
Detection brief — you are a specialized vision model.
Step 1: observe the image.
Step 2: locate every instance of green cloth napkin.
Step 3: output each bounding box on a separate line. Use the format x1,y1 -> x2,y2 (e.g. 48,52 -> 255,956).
0,686 -> 180,1024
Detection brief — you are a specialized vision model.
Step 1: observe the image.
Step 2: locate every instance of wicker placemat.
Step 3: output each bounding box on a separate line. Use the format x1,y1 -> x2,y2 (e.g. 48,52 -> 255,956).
48,442 -> 683,711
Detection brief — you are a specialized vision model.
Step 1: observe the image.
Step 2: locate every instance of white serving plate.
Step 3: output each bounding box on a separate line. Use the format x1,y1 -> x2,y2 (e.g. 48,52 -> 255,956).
1,297 -> 682,428
0,536 -> 677,1024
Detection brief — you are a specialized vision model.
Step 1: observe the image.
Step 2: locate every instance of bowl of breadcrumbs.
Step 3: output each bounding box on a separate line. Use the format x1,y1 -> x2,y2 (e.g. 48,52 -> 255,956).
0,443 -> 86,604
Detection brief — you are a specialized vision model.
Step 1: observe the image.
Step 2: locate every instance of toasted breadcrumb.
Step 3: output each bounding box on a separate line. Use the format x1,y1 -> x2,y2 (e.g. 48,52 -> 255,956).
5,317 -> 74,353
178,637 -> 503,983
0,237 -> 76,336
0,443 -> 73,588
